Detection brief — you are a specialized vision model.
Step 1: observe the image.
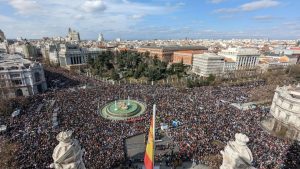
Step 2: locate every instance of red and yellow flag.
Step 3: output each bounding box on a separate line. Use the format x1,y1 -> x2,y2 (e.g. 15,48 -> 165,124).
144,117 -> 154,169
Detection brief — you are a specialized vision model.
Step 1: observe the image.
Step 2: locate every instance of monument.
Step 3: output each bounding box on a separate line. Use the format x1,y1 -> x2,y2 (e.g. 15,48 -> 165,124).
100,98 -> 146,120
220,133 -> 254,169
50,131 -> 86,169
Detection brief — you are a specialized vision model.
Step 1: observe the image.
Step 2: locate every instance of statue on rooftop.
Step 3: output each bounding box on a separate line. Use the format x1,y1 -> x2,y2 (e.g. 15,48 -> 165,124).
220,133 -> 255,169
50,131 -> 86,169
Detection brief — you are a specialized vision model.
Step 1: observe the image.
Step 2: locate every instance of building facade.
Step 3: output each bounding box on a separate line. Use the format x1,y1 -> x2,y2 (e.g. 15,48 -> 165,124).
192,53 -> 225,77
98,33 -> 104,42
138,46 -> 208,63
0,29 -> 8,53
268,85 -> 300,140
10,42 -> 38,60
0,42 -> 8,53
219,47 -> 260,71
66,28 -> 80,42
0,54 -> 47,98
173,50 -> 207,65
58,43 -> 106,69
258,55 -> 294,72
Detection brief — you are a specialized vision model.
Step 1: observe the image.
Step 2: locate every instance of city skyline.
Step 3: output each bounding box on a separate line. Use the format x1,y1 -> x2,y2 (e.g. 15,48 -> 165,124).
0,0 -> 299,40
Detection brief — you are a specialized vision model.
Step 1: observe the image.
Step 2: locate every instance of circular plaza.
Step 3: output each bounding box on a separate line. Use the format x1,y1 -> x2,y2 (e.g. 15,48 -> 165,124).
100,99 -> 147,120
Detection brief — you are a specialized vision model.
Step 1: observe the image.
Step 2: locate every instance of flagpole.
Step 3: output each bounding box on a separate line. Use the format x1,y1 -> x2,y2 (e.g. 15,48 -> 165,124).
153,104 -> 156,168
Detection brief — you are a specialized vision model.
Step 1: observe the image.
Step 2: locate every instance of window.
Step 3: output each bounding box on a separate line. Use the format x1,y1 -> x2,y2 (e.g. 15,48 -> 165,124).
12,79 -> 22,85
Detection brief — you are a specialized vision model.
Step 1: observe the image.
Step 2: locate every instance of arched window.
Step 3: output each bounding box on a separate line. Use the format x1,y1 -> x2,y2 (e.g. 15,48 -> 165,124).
15,89 -> 23,97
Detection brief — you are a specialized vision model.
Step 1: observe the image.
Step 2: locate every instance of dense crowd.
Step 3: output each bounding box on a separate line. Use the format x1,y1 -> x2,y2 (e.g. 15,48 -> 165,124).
1,67 -> 299,169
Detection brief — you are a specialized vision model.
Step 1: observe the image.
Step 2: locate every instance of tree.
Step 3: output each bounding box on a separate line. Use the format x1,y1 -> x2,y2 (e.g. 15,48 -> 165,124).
134,63 -> 145,79
187,79 -> 194,88
146,66 -> 164,81
110,69 -> 120,80
0,99 -> 12,116
207,74 -> 216,84
87,55 -> 94,66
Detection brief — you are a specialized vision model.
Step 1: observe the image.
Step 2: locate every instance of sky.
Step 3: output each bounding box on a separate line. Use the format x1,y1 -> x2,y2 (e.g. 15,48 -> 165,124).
0,0 -> 299,40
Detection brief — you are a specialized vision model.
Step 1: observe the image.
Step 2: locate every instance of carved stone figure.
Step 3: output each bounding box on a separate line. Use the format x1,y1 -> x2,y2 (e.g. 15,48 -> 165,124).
50,131 -> 86,169
220,133 -> 255,169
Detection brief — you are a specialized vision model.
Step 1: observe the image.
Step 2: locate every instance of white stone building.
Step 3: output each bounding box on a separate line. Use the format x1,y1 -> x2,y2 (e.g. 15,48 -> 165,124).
58,43 -> 106,69
98,33 -> 104,42
0,29 -> 8,53
267,84 -> 300,140
41,44 -> 60,64
66,28 -> 80,42
0,54 -> 47,98
10,42 -> 38,59
219,47 -> 260,71
192,53 -> 225,77
0,42 -> 9,53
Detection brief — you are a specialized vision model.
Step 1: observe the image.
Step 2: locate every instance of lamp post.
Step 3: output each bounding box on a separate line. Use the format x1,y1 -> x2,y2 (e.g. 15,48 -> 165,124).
127,96 -> 130,106
114,100 -> 118,111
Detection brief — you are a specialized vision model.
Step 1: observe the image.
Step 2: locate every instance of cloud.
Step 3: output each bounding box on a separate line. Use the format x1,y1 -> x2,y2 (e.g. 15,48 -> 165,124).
175,2 -> 185,7
81,0 -> 106,13
74,14 -> 85,20
215,0 -> 280,13
209,0 -> 226,4
8,0 -> 40,14
0,0 -> 171,39
0,14 -> 14,22
214,8 -> 239,13
253,15 -> 278,21
130,14 -> 144,20
240,0 -> 280,11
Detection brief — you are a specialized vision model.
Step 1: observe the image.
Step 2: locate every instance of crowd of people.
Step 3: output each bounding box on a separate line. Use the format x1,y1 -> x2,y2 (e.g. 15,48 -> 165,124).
1,66 -> 299,169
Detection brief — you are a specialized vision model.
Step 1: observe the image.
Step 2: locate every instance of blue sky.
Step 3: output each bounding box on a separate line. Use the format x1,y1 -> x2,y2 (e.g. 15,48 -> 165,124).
0,0 -> 299,40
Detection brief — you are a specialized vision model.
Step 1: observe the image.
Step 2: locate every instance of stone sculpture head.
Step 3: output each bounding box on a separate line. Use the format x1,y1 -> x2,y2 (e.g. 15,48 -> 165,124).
56,130 -> 73,143
235,133 -> 249,146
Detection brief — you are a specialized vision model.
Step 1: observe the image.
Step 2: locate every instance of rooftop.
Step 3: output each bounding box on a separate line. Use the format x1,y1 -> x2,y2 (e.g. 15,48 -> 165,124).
277,84 -> 300,100
194,53 -> 225,60
225,57 -> 235,62
220,47 -> 260,56
139,45 -> 208,51
0,53 -> 33,70
174,50 -> 207,54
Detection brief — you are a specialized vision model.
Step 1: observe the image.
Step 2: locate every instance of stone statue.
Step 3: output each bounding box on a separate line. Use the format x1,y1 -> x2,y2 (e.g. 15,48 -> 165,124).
50,131 -> 86,169
220,133 -> 255,169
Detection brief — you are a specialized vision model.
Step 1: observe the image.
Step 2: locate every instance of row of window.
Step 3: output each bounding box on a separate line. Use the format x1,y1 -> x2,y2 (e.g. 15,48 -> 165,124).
70,57 -> 83,65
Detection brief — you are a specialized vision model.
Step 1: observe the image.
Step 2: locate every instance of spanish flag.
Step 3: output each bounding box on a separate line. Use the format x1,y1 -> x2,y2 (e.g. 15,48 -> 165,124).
144,104 -> 156,169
